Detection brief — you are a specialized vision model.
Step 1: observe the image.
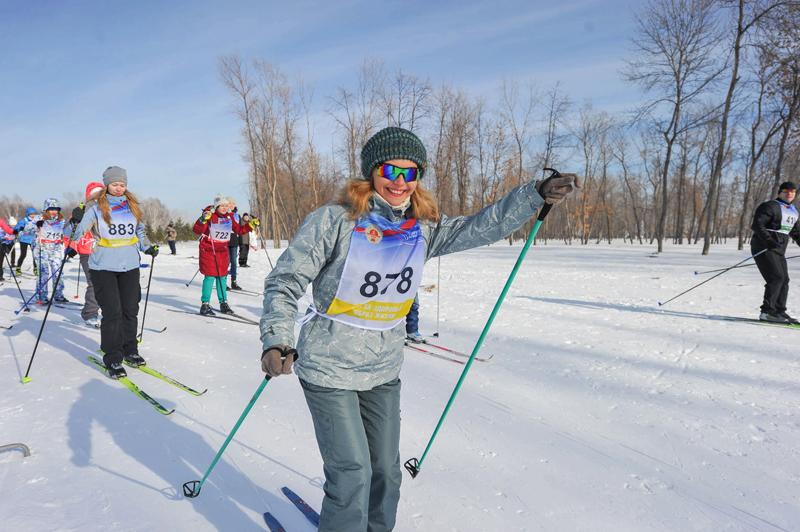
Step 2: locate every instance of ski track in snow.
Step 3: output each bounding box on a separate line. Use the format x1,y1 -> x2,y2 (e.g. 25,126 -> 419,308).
1,241 -> 799,531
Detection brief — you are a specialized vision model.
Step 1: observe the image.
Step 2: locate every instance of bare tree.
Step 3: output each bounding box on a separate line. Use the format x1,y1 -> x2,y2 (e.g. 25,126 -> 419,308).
625,0 -> 725,252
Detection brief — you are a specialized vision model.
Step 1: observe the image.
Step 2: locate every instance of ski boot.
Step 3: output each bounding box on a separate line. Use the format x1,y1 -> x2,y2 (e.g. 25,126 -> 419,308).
54,295 -> 69,304
84,316 -> 101,329
15,267 -> 22,276
124,353 -> 146,367
230,280 -> 243,290
219,301 -> 235,315
106,361 -> 127,380
200,302 -> 215,316
760,312 -> 789,323
406,331 -> 425,344
779,312 -> 799,324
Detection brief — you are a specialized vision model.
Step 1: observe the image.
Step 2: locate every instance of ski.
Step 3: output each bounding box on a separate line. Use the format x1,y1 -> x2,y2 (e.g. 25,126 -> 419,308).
166,308 -> 258,327
87,356 -> 174,415
262,513 -> 286,532
281,486 -> 320,528
417,339 -> 494,362
124,362 -> 207,396
211,309 -> 260,325
0,324 -> 12,330
405,342 -> 465,365
710,315 -> 800,329
228,288 -> 261,297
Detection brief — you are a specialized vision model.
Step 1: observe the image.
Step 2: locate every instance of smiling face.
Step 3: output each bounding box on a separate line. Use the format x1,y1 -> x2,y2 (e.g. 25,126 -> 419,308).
216,203 -> 230,215
107,182 -> 127,197
371,159 -> 418,207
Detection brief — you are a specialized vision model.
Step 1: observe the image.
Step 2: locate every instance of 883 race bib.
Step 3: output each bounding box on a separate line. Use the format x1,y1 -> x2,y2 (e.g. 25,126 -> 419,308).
97,201 -> 139,248
209,218 -> 233,242
320,215 -> 425,330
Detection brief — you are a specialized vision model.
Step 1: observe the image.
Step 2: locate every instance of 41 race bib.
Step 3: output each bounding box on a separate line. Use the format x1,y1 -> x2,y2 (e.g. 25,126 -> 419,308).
320,214 -> 425,330
772,200 -> 799,235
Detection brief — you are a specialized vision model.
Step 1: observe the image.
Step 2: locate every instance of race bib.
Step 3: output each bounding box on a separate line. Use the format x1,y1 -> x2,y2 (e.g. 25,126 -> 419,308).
97,201 -> 139,248
320,215 -> 425,330
39,219 -> 65,244
774,201 -> 798,235
210,218 -> 233,242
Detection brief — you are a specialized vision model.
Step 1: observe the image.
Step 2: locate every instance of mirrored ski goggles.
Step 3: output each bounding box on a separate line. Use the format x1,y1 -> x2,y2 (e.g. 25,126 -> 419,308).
377,163 -> 419,183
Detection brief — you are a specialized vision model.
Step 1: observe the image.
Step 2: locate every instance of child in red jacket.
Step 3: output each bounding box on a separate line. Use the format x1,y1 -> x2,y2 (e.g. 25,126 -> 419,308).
192,195 -> 256,316
69,181 -> 105,328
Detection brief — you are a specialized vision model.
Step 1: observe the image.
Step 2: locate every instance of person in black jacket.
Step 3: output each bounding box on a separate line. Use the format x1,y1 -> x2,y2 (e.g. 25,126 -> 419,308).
751,181 -> 800,323
227,202 -> 242,291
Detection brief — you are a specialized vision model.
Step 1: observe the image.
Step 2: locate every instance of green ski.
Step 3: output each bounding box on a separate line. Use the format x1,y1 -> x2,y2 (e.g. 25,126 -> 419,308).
88,356 -> 175,415
124,362 -> 208,396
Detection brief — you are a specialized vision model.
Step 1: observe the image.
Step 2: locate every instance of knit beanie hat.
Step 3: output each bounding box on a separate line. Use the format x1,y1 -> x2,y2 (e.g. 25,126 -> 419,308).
213,194 -> 226,208
43,197 -> 61,211
85,181 -> 105,201
360,127 -> 427,180
102,166 -> 128,186
779,181 -> 797,192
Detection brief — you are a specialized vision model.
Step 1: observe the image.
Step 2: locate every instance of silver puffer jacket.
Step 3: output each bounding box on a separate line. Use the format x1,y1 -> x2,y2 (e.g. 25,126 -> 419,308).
260,180 -> 545,390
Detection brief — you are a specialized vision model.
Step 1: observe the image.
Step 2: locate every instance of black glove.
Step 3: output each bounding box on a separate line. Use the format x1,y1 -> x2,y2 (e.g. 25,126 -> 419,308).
70,205 -> 85,225
65,248 -> 78,258
36,220 -> 44,228
144,245 -> 159,257
767,239 -> 780,250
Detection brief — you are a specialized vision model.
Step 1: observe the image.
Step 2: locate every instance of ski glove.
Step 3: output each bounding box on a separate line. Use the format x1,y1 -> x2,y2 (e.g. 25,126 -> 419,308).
536,173 -> 581,205
65,248 -> 78,259
70,205 -> 84,224
261,345 -> 299,377
249,217 -> 260,228
201,210 -> 213,222
144,245 -> 159,257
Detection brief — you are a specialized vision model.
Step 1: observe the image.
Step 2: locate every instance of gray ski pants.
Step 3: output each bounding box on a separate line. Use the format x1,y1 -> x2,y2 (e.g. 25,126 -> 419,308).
80,253 -> 100,320
301,378 -> 402,532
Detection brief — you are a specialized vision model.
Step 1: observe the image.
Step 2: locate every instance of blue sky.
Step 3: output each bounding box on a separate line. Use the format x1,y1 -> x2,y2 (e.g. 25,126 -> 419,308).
0,0 -> 640,215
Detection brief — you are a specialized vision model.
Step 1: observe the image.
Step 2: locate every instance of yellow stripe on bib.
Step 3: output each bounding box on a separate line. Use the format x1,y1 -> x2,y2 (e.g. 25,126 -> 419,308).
98,236 -> 139,248
326,297 -> 414,322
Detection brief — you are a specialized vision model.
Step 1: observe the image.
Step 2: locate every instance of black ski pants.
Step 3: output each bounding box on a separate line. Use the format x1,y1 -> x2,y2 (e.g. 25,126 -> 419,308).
238,243 -> 249,266
92,268 -> 140,366
16,242 -> 30,268
753,248 -> 789,314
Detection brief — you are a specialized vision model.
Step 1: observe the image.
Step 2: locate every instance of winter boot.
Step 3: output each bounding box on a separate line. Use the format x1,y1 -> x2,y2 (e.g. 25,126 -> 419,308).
230,280 -> 243,290
219,301 -> 235,315
779,312 -> 799,324
200,302 -> 215,316
106,361 -> 127,380
123,353 -> 146,367
760,312 -> 789,323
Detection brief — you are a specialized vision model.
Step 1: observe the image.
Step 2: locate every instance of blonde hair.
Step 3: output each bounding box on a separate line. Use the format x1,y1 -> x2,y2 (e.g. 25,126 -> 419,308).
96,189 -> 142,225
337,179 -> 439,221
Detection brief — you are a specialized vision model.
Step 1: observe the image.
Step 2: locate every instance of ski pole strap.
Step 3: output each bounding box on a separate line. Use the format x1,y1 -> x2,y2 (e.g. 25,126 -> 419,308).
406,169 -> 559,478
183,375 -> 272,498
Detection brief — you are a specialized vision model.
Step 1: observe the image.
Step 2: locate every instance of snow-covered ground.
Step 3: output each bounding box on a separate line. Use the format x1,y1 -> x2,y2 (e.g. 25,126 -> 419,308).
1,240 -> 797,531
